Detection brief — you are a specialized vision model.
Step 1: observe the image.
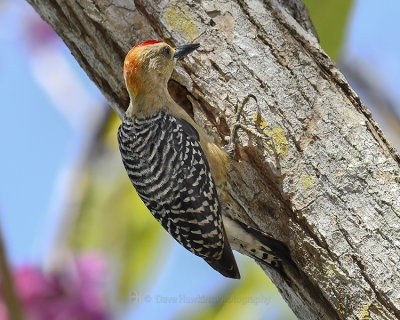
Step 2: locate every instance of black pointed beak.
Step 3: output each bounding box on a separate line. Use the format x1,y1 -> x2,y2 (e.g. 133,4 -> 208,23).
173,43 -> 200,60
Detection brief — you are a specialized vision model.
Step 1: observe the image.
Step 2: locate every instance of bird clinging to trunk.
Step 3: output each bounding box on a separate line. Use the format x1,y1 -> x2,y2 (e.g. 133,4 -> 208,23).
118,40 -> 240,279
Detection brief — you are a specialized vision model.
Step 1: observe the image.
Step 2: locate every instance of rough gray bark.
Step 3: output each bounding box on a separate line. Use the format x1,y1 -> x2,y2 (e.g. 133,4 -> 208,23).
26,0 -> 400,319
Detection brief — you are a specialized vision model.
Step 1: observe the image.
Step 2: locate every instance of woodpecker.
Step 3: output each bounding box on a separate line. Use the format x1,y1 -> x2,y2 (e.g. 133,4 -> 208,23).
118,40 -> 294,282
118,40 -> 240,279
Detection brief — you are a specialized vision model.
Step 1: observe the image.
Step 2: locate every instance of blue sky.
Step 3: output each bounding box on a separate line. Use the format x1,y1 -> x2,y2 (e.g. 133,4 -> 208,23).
0,3 -> 73,263
0,1 -> 104,265
348,1 -> 400,97
1,0 -> 400,319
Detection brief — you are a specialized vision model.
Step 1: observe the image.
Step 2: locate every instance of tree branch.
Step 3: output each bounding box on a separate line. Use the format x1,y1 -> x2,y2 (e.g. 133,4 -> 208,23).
26,0 -> 400,319
0,221 -> 23,320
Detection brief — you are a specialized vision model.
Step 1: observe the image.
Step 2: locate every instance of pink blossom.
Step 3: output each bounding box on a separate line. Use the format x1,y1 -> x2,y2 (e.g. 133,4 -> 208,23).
0,255 -> 110,320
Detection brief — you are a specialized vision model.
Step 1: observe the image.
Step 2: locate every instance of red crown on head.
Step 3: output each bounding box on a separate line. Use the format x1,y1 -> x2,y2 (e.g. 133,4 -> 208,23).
133,40 -> 163,49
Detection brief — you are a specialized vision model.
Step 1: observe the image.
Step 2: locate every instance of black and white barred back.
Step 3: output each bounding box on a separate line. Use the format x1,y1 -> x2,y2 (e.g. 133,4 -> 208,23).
118,111 -> 239,278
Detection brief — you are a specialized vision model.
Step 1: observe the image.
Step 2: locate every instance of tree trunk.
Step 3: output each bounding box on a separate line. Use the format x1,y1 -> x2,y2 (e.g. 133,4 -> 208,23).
26,0 -> 400,319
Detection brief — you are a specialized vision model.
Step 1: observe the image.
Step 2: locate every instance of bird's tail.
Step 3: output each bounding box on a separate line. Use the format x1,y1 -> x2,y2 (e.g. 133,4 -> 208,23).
222,215 -> 297,285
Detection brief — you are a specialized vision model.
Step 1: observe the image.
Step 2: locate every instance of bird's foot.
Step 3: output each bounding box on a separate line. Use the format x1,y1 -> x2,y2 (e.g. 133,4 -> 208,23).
224,94 -> 268,157
224,98 -> 276,158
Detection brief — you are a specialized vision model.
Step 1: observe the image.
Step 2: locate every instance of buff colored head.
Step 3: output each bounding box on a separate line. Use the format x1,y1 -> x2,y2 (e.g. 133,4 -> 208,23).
124,40 -> 199,99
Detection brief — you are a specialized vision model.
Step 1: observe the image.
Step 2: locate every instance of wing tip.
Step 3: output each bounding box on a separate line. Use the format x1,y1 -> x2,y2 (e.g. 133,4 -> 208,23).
206,235 -> 241,279
206,256 -> 241,280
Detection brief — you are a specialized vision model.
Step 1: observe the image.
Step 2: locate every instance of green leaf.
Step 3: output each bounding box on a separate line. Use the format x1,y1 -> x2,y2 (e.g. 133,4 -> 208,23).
303,0 -> 353,60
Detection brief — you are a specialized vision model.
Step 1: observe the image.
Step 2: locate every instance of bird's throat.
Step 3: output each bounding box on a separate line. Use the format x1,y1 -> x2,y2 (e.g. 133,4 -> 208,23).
126,87 -> 172,119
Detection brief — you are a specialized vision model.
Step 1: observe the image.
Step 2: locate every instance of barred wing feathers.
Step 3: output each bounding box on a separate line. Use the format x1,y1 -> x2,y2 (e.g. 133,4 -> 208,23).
118,111 -> 239,279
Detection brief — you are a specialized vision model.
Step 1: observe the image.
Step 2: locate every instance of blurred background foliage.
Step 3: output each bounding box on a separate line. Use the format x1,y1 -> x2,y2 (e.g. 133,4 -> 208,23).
3,0 -> 400,319
303,0 -> 353,60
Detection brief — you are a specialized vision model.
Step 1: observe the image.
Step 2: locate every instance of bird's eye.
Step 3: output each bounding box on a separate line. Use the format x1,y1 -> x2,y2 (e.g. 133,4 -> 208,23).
162,46 -> 171,57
